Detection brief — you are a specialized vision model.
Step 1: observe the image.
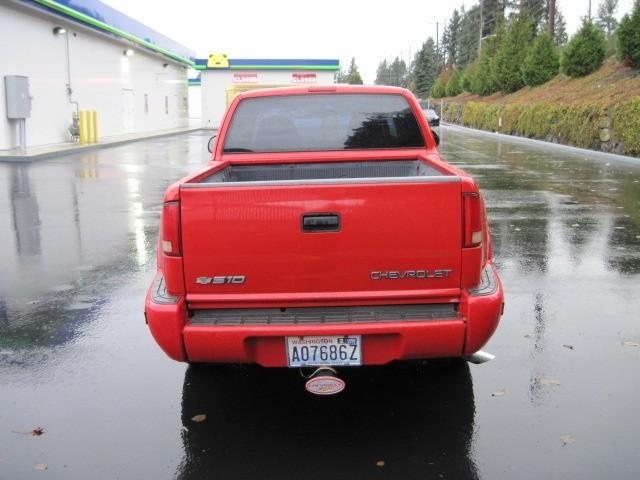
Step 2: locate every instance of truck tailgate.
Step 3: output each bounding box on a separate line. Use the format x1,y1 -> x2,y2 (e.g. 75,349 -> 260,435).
180,173 -> 462,305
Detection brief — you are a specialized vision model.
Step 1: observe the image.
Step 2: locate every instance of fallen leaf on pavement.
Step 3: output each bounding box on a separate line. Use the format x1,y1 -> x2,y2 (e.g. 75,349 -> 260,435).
11,427 -> 45,436
33,463 -> 47,470
375,460 -> 385,467
561,434 -> 575,446
541,379 -> 561,386
191,414 -> 206,422
622,341 -> 640,347
491,389 -> 505,397
562,344 -> 574,350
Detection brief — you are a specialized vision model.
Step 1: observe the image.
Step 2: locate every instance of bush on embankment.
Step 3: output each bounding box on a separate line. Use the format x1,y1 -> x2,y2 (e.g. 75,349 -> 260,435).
612,98 -> 640,154
443,98 -> 640,156
617,0 -> 640,68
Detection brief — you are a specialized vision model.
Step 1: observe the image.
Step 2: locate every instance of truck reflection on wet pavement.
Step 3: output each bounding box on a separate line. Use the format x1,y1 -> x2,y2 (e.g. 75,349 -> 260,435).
178,362 -> 477,480
1,127 -> 639,479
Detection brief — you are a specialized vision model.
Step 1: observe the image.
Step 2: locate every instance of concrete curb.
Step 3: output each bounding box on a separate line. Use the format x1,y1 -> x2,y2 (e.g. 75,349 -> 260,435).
442,123 -> 640,166
0,127 -> 211,162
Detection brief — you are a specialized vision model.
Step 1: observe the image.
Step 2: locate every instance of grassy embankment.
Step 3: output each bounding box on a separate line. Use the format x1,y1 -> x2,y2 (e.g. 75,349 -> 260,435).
437,58 -> 640,156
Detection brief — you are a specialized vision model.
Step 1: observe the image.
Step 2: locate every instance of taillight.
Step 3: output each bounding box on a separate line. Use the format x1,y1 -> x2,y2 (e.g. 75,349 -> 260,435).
161,201 -> 181,256
463,193 -> 483,248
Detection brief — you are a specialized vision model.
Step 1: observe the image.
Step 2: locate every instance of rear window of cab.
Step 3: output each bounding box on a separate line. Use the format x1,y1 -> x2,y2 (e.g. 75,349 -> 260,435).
223,93 -> 426,153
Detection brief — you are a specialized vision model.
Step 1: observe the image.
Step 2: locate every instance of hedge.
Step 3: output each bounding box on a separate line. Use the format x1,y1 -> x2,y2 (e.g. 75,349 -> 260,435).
612,98 -> 640,155
443,98 -> 640,155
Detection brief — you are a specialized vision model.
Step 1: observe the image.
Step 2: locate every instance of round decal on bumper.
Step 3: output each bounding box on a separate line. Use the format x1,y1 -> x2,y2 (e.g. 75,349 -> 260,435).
305,375 -> 346,395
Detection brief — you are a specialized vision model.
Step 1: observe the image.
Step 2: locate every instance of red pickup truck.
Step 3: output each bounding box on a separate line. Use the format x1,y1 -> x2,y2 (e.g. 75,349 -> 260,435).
145,85 -> 503,372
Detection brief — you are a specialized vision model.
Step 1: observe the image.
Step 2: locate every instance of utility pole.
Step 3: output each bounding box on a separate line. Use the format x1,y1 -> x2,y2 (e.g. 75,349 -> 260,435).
420,20 -> 444,69
588,0 -> 592,21
549,0 -> 556,38
478,0 -> 484,56
436,21 -> 439,59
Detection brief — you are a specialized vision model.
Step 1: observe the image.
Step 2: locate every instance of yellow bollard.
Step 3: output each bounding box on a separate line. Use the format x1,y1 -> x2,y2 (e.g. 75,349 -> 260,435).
79,110 -> 88,145
92,111 -> 99,143
87,109 -> 95,144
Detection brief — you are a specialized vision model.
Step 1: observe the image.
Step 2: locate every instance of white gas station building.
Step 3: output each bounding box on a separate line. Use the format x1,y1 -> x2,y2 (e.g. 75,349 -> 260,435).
192,56 -> 340,129
0,0 -> 194,151
1,0 -> 340,152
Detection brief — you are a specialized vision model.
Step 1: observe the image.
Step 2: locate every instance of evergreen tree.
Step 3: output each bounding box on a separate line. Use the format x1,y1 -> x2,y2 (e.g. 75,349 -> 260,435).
478,14 -> 506,95
596,0 -> 619,37
456,5 -> 482,69
461,61 -> 480,92
617,0 -> 640,68
441,23 -> 452,66
389,57 -> 409,87
346,57 -> 364,85
562,20 -> 607,77
406,58 -> 417,91
446,68 -> 463,96
374,60 -> 390,85
541,5 -> 568,46
412,38 -> 438,98
430,77 -> 447,98
520,0 -> 547,33
443,9 -> 462,66
481,0 -> 507,37
554,10 -> 569,46
522,31 -> 560,85
473,38 -> 499,94
494,12 -> 533,92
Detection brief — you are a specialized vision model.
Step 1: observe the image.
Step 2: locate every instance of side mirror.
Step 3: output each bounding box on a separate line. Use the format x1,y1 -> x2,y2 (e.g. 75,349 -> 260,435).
432,129 -> 440,147
207,135 -> 217,153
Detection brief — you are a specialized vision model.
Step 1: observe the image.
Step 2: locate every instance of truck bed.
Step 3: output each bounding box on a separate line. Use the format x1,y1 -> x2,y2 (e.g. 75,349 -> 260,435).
197,160 -> 448,185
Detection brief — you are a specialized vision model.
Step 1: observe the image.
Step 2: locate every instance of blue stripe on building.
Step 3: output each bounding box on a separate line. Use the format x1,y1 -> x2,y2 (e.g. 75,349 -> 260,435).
194,58 -> 340,69
23,0 -> 195,61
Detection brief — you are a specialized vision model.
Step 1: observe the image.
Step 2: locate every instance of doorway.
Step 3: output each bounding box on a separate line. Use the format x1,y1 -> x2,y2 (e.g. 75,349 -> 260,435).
122,89 -> 135,133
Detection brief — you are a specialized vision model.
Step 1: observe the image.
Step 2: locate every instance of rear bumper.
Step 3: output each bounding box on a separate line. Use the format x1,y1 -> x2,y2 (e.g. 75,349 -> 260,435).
145,264 -> 504,366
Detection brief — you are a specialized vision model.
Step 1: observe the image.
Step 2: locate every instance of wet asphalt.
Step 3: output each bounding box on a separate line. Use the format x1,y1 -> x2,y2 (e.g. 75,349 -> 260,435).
1,127 -> 639,479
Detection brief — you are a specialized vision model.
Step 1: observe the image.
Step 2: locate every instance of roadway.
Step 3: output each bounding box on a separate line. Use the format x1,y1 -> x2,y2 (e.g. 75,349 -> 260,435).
1,127 -> 639,479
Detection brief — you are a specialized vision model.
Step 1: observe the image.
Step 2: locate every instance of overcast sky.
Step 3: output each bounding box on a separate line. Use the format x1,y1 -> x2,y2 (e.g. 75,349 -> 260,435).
103,0 -> 635,84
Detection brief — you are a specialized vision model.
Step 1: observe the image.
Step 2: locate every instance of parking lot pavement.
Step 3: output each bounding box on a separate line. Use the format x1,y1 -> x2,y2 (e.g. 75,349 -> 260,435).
1,127 -> 639,479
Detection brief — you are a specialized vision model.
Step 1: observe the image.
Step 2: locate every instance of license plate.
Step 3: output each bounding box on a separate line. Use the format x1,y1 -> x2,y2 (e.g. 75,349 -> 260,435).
286,335 -> 362,367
